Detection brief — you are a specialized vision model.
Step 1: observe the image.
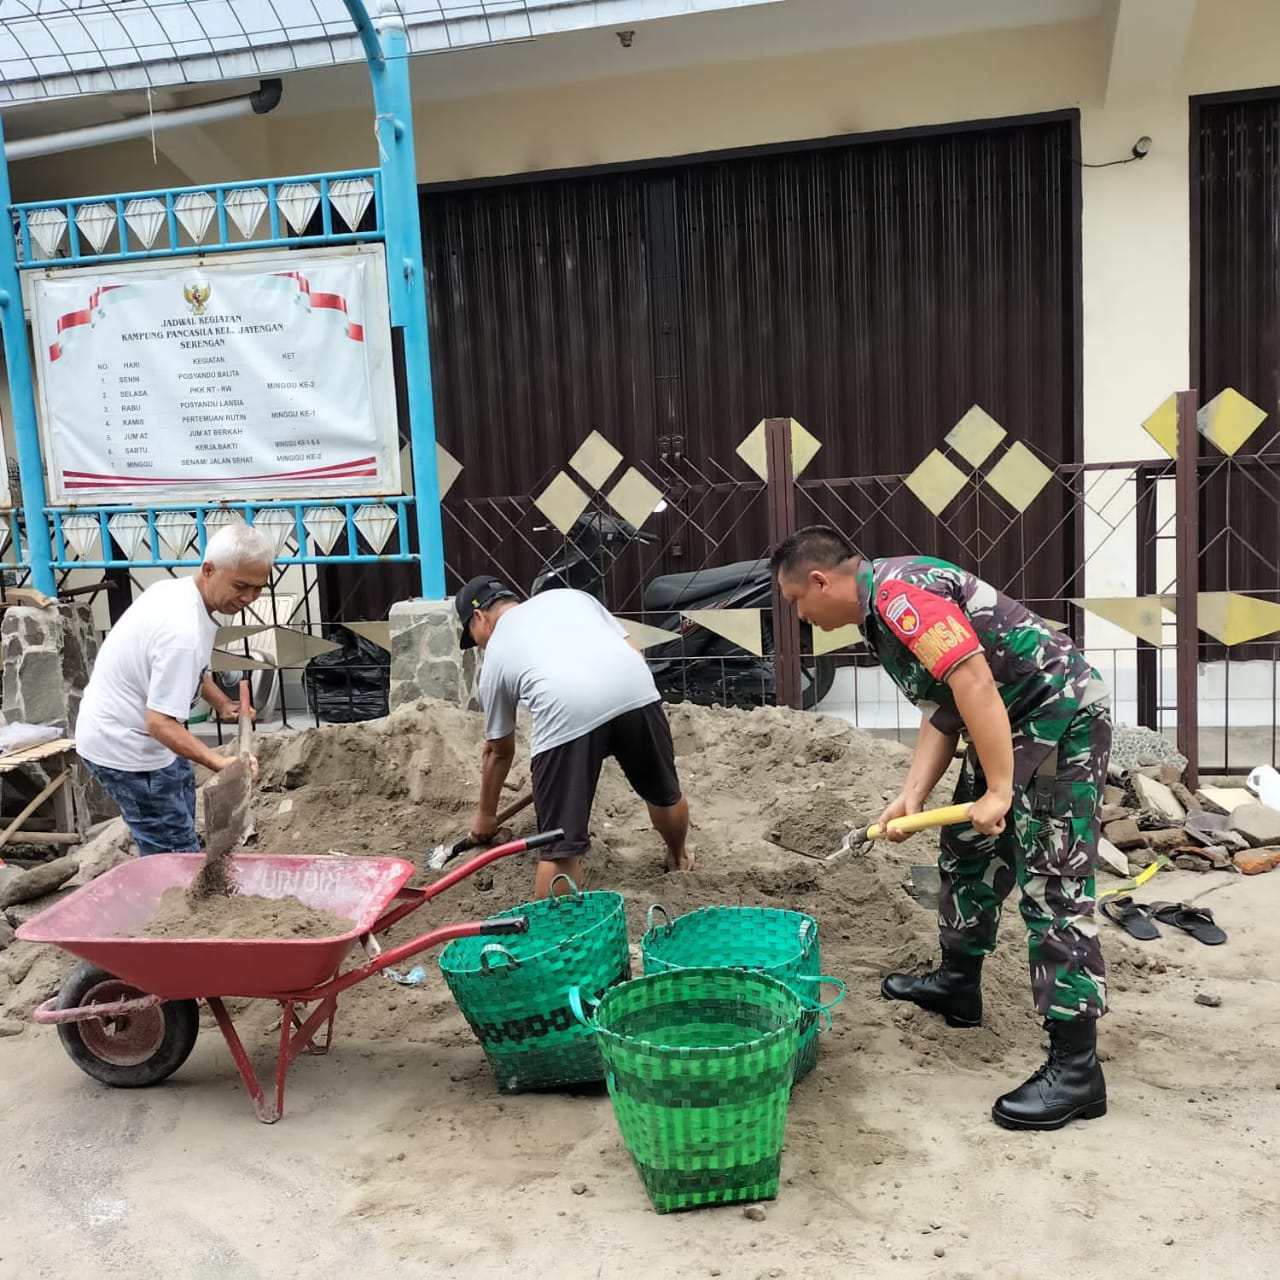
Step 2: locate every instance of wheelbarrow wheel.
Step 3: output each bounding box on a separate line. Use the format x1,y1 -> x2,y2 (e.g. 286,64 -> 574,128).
56,961 -> 199,1088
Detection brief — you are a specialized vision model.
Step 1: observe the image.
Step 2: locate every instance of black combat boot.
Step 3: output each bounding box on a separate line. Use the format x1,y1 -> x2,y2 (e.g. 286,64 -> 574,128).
991,1018 -> 1107,1131
880,951 -> 983,1027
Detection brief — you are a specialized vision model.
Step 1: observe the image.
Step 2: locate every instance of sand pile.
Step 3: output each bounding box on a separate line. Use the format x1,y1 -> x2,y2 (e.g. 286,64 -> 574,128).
2,697 -> 1154,1064
238,696 -> 1145,1069
128,888 -> 355,941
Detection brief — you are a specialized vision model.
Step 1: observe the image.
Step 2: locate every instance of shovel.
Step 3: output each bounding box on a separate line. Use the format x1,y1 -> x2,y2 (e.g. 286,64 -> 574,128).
197,680 -> 255,881
804,802 -> 974,864
426,792 -> 534,871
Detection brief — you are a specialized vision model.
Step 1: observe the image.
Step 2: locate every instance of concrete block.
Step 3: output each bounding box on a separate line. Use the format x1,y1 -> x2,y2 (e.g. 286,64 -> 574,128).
1131,775 -> 1186,825
1103,819 -> 1145,850
1228,802 -> 1280,849
1096,838 -> 1129,877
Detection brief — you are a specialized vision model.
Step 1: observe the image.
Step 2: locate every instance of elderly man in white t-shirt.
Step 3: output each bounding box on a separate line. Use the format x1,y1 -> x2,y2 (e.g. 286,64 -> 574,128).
76,525 -> 274,856
456,575 -> 692,896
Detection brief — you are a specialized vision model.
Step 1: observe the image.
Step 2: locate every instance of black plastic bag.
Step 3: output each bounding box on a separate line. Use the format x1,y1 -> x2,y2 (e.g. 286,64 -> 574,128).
303,626 -> 390,724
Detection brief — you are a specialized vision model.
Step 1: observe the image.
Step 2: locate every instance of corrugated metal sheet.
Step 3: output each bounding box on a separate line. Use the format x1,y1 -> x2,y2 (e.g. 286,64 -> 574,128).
1194,92 -> 1280,629
421,117 -> 1079,607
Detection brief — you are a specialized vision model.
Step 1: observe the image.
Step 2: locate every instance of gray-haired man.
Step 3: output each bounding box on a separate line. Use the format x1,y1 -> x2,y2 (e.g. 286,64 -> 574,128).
77,524 -> 275,856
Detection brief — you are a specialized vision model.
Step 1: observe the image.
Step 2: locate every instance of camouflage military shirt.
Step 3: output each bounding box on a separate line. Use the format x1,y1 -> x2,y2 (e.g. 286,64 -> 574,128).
856,555 -> 1107,784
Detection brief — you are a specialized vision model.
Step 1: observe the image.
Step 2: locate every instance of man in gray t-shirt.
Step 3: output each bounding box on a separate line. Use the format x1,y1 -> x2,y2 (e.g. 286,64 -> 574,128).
456,575 -> 692,896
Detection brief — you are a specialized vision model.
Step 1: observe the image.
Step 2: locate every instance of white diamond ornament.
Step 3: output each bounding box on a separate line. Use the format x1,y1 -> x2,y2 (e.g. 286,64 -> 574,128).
352,503 -> 398,553
328,177 -> 374,232
123,197 -> 167,250
107,512 -> 149,559
173,192 -> 216,243
153,510 -> 197,560
225,187 -> 268,240
303,506 -> 346,555
27,208 -> 68,258
277,183 -> 320,234
60,514 -> 102,561
252,509 -> 296,556
74,203 -> 117,253
204,508 -> 245,532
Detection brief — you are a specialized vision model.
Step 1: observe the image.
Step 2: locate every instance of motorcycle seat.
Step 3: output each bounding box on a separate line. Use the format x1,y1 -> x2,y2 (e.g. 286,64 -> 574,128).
643,562 -> 764,611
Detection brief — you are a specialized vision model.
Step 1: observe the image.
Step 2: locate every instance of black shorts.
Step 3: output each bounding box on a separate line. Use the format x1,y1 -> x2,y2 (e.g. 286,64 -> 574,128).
530,702 -> 682,859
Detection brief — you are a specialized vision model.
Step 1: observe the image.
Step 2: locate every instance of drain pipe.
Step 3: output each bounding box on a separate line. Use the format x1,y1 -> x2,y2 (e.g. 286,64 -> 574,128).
4,79 -> 283,162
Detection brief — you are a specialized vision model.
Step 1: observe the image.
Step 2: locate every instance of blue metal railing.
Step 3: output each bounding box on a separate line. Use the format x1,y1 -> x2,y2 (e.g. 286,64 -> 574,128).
45,496 -> 414,569
13,170 -> 385,269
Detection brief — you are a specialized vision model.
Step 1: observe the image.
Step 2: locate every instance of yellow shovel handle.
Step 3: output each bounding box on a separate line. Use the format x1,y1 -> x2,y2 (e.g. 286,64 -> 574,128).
865,803 -> 973,842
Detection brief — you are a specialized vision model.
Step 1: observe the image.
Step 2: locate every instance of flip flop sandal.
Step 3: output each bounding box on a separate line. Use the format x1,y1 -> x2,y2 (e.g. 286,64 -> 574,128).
1147,901 -> 1228,946
1100,895 -> 1160,941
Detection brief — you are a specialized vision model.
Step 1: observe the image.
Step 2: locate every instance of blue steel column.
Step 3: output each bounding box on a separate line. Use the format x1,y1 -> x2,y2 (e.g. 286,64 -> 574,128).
345,0 -> 446,599
0,113 -> 56,594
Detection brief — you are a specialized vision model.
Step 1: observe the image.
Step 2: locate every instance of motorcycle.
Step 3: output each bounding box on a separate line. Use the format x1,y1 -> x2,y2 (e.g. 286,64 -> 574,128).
531,511 -> 838,711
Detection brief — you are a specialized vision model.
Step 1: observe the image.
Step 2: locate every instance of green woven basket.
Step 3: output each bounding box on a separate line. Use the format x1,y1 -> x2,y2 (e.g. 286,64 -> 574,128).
439,875 -> 629,1094
641,905 -> 844,1082
573,968 -> 801,1214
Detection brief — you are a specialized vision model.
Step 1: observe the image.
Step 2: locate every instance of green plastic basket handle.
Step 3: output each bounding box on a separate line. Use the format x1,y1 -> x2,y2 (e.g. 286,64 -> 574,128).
645,903 -> 671,933
479,943 -> 519,972
567,985 -> 600,1029
547,873 -> 583,903
794,974 -> 847,1032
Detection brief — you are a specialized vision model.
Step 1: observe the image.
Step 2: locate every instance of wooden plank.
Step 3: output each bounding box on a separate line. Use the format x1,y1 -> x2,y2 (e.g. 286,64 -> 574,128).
0,738 -> 77,771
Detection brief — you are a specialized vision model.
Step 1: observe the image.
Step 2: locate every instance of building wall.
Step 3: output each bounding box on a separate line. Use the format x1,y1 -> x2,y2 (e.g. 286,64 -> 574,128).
7,0 -> 1280,729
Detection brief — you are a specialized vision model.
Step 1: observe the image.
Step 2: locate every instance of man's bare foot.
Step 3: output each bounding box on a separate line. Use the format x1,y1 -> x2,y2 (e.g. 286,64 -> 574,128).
664,849 -> 695,873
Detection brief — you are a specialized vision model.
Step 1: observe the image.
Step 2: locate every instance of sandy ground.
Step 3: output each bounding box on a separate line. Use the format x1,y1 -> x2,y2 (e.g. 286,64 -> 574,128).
2,703 -> 1279,1278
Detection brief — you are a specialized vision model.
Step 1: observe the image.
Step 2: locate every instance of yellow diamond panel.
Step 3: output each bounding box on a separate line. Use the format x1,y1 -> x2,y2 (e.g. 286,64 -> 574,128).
735,418 -> 823,482
904,449 -> 968,516
569,431 -> 624,490
1141,393 -> 1178,460
344,621 -> 392,651
812,623 -> 863,655
681,608 -> 763,656
271,628 -> 344,668
534,472 -> 591,536
211,648 -> 274,672
1197,387 -> 1268,457
1194,592 -> 1280,646
214,625 -> 270,644
1074,597 -> 1170,647
617,618 -> 679,650
984,442 -> 1053,513
436,443 -> 463,498
606,467 -> 664,530
945,405 -> 1007,467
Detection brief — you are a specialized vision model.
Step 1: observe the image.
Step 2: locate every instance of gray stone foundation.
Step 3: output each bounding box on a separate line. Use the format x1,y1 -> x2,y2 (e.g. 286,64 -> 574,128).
1,601 -> 112,829
388,599 -> 480,711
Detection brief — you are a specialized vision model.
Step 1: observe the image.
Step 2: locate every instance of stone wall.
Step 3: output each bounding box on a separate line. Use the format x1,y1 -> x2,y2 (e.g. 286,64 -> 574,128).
1,601 -> 112,827
2,603 -> 96,730
388,599 -> 480,711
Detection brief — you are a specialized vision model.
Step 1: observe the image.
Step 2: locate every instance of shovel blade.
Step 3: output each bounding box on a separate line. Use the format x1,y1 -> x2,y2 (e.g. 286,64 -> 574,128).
202,757 -> 253,860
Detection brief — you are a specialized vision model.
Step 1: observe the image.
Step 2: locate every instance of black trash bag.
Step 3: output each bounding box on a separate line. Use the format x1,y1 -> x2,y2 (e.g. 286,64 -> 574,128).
303,626 -> 390,724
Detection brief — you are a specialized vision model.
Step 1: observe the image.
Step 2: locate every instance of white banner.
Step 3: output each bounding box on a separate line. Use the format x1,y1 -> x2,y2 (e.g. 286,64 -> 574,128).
27,246 -> 400,504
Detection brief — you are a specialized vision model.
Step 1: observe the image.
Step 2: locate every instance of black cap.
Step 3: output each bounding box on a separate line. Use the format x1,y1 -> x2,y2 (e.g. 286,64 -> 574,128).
455,575 -> 518,649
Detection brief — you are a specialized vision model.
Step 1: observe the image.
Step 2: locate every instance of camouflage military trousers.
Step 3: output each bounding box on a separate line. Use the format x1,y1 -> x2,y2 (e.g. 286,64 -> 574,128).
937,703 -> 1111,1022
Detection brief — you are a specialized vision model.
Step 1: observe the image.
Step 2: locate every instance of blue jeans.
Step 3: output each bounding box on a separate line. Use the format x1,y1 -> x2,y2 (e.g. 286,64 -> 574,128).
82,756 -> 199,857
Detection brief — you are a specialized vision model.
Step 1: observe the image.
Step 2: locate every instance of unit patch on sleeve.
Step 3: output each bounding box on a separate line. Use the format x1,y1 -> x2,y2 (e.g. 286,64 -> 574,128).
877,579 -> 981,680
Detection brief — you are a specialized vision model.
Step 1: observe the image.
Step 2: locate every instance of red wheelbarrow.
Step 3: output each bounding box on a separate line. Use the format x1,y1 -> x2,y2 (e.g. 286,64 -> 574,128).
15,830 -> 561,1122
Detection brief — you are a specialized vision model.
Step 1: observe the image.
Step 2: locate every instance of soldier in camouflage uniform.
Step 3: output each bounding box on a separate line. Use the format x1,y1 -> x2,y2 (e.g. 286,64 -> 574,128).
771,525 -> 1111,1131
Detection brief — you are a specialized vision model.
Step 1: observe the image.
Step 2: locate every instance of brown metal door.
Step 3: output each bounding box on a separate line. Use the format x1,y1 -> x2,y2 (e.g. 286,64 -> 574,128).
420,114 -> 1080,607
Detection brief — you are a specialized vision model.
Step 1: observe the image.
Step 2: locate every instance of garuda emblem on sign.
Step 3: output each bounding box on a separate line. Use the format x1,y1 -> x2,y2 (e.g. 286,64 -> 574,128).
183,281 -> 212,316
